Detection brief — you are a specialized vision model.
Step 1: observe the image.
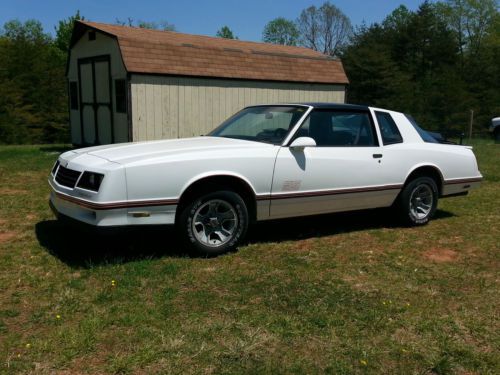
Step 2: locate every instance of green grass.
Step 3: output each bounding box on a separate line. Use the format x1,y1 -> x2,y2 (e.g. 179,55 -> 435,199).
0,142 -> 498,374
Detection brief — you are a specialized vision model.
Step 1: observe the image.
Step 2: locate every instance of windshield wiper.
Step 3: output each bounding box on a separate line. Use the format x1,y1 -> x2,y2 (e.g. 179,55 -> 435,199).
217,135 -> 276,144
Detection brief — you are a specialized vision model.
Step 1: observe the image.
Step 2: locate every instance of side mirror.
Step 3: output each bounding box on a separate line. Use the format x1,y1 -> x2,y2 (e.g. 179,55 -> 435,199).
289,137 -> 316,150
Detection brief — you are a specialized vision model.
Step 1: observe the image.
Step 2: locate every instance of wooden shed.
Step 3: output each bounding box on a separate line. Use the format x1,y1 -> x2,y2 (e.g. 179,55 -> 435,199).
67,21 -> 349,146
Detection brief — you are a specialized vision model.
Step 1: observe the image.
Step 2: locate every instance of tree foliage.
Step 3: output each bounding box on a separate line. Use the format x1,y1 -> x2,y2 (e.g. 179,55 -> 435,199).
115,18 -> 175,31
342,1 -> 500,134
441,0 -> 498,57
0,19 -> 68,144
216,26 -> 237,39
54,10 -> 84,52
0,13 -> 179,144
296,1 -> 353,56
262,17 -> 299,45
0,2 -> 499,144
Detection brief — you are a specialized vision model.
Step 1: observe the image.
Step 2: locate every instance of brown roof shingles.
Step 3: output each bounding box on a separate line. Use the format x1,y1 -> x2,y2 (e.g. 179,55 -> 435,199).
80,21 -> 349,85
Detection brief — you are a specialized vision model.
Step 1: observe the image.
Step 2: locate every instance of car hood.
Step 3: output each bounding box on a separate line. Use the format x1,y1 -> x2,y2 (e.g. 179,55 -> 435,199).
63,137 -> 275,165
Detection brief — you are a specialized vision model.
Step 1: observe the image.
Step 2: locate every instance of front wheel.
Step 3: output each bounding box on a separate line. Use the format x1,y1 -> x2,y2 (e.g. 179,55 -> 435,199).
177,191 -> 248,256
396,176 -> 438,226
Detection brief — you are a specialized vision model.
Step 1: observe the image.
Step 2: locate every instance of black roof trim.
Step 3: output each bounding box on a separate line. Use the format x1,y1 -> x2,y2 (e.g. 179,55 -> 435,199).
243,103 -> 370,111
293,103 -> 370,111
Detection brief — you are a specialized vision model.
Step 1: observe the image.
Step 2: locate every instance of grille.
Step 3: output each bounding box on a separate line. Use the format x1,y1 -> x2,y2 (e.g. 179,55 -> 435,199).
55,165 -> 81,188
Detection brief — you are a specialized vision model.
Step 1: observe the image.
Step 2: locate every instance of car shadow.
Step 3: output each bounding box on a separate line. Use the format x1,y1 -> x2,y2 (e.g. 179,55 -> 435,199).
248,208 -> 454,244
35,220 -> 189,269
36,208 -> 455,268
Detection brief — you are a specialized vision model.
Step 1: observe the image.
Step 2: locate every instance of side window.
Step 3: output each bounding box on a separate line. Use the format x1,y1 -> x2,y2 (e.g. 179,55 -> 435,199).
115,79 -> 127,113
376,111 -> 403,145
295,110 -> 377,147
69,82 -> 78,110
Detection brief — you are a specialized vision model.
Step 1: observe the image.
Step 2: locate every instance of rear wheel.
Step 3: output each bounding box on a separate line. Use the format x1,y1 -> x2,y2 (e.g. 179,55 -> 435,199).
494,127 -> 500,142
397,176 -> 438,225
177,190 -> 248,256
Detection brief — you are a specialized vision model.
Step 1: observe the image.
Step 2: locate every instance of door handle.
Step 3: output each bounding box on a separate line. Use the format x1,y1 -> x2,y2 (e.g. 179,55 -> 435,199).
373,154 -> 383,159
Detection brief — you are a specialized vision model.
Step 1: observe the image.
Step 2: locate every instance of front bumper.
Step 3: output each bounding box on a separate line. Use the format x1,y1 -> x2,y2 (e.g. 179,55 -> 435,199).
49,189 -> 178,227
49,190 -> 130,226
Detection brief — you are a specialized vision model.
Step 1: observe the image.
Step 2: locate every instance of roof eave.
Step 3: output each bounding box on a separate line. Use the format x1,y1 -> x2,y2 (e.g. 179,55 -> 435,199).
126,70 -> 349,85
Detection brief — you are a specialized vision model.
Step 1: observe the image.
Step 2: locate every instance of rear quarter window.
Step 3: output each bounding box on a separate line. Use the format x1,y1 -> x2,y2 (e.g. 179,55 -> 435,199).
375,111 -> 403,145
405,114 -> 439,143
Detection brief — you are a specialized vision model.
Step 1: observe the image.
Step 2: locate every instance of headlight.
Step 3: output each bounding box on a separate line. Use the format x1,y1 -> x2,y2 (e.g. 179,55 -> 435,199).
77,172 -> 104,192
51,160 -> 60,175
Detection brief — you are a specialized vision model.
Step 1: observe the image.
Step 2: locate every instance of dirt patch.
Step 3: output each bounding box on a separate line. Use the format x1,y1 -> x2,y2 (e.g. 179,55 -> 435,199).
294,239 -> 315,252
0,231 -> 17,243
423,248 -> 458,263
0,188 -> 28,195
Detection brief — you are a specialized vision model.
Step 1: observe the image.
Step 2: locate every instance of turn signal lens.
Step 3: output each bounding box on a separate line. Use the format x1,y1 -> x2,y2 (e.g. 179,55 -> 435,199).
51,160 -> 60,175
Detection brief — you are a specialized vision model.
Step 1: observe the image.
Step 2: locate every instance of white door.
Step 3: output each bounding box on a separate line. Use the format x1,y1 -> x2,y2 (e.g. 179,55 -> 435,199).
270,109 -> 401,219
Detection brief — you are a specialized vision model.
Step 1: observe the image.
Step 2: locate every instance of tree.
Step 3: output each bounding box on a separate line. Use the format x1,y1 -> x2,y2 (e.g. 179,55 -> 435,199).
1,19 -> 49,43
441,0 -> 498,58
54,10 -> 84,52
262,17 -> 299,45
0,19 -> 68,144
137,20 -> 175,31
434,0 -> 500,127
115,18 -> 175,31
216,26 -> 237,39
296,1 -> 352,56
342,2 -> 466,133
115,17 -> 134,27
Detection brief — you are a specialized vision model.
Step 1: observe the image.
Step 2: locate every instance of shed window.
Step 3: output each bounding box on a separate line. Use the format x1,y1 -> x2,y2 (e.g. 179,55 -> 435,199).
115,79 -> 127,113
88,31 -> 96,41
375,111 -> 403,145
69,81 -> 78,110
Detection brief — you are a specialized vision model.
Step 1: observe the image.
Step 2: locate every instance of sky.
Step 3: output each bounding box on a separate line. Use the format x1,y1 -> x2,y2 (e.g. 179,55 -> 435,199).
1,0 -> 425,41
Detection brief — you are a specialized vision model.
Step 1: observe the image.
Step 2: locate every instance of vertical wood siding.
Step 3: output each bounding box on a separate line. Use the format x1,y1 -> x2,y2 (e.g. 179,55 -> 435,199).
131,75 -> 345,141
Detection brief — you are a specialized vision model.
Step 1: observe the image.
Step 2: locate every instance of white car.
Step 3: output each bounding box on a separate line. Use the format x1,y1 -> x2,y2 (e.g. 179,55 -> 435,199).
49,104 -> 482,255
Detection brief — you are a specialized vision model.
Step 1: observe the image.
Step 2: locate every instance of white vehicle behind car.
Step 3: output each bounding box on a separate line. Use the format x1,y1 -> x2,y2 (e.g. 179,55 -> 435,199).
490,117 -> 500,140
49,104 -> 482,256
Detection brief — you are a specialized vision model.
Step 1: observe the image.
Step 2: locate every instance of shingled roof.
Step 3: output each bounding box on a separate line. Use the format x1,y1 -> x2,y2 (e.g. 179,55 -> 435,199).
71,21 -> 349,85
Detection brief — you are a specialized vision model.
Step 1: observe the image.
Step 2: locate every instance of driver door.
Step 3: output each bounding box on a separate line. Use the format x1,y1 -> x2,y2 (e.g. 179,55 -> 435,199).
270,109 -> 398,218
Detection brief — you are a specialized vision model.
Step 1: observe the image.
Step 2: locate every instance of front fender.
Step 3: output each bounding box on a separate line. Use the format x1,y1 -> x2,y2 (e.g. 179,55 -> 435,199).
179,170 -> 259,198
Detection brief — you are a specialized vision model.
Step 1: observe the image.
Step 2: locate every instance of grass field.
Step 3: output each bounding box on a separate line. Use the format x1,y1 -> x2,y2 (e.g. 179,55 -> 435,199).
0,141 -> 498,374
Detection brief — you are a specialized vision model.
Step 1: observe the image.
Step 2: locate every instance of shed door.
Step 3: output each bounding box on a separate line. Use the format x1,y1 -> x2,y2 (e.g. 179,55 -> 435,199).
78,56 -> 114,145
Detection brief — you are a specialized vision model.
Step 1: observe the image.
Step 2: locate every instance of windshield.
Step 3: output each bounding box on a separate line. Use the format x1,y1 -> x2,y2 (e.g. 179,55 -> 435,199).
209,106 -> 308,145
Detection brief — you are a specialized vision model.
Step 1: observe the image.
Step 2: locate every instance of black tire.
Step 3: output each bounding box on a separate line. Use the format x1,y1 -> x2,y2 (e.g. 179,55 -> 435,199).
177,190 -> 248,256
494,128 -> 500,142
396,176 -> 438,226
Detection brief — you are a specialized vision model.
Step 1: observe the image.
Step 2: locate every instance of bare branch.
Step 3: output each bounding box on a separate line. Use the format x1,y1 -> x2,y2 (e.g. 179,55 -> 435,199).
296,2 -> 352,56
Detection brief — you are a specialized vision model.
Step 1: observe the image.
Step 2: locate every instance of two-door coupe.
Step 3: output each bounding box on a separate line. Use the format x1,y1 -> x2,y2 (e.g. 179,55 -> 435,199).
49,104 -> 482,255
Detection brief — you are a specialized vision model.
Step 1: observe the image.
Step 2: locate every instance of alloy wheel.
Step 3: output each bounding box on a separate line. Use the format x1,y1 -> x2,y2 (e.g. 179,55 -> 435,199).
192,199 -> 238,247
